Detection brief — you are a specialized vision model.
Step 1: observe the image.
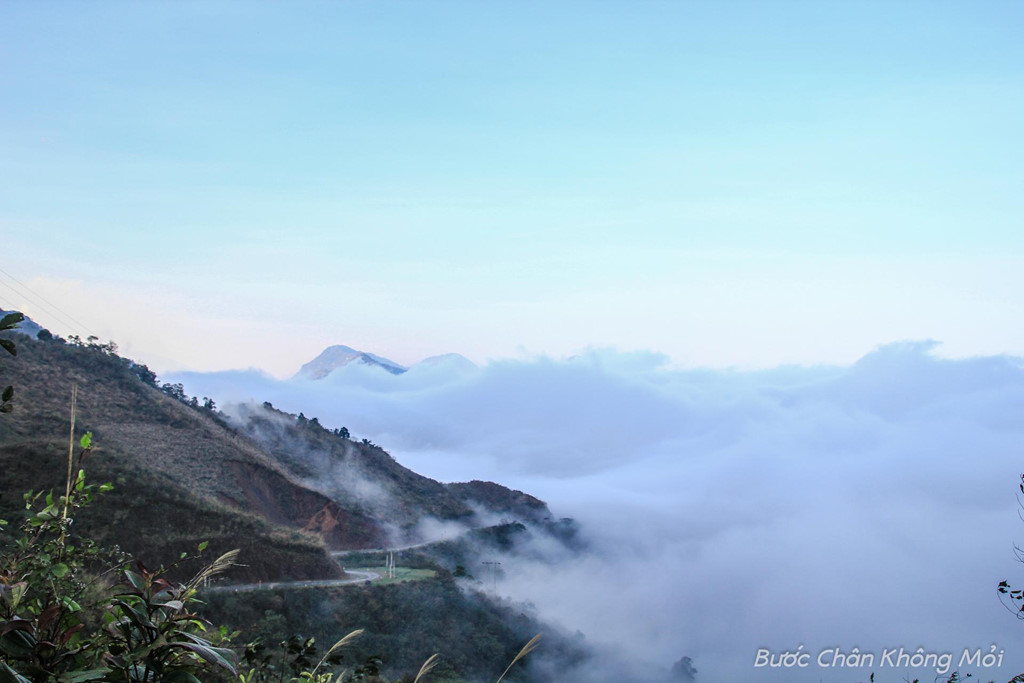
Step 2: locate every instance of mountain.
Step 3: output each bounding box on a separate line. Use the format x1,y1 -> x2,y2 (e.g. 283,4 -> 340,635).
0,329 -> 539,582
0,319 -> 615,682
230,401 -> 476,534
445,480 -> 549,523
293,344 -> 406,379
407,352 -> 477,374
0,335 -> 344,582
0,315 -> 624,683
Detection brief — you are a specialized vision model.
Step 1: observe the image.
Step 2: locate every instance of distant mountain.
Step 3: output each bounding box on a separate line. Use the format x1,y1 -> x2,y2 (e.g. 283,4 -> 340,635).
295,346 -> 480,381
294,344 -> 407,379
408,352 -> 477,374
292,344 -> 403,382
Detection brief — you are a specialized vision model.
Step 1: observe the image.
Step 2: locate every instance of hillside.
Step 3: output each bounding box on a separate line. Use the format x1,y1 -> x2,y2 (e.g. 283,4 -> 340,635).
202,575 -> 589,683
0,335 -> 345,582
445,480 -> 551,524
0,329 -> 562,582
231,402 -> 476,534
0,325 -> 607,681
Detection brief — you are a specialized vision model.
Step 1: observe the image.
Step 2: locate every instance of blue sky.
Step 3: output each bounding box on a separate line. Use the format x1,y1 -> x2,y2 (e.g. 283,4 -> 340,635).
2,1 -> 1023,375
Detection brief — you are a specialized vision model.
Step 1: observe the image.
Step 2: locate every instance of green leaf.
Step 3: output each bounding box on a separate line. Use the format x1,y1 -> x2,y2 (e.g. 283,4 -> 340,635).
99,483 -> 114,492
197,541 -> 209,552
0,629 -> 37,659
1,386 -> 12,402
57,669 -> 111,683
123,571 -> 147,593
32,505 -> 59,524
0,339 -> 15,357
8,583 -> 26,612
0,312 -> 24,330
79,432 -> 92,450
51,563 -> 69,578
112,598 -> 152,629
173,634 -> 238,674
0,661 -> 32,683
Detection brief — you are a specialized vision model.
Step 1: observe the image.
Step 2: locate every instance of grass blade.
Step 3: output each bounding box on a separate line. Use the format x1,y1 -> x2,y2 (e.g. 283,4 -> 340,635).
311,629 -> 364,675
495,633 -> 541,683
413,653 -> 440,683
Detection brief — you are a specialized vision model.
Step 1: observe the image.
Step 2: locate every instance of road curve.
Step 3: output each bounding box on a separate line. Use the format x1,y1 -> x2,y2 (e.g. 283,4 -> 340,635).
205,569 -> 380,594
330,537 -> 450,558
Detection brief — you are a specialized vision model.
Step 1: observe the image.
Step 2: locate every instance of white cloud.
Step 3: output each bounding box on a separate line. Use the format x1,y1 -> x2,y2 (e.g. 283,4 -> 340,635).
170,343 -> 1024,682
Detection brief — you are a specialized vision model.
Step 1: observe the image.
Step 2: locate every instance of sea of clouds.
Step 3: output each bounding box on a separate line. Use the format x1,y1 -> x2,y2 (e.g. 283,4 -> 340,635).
170,341 -> 1024,682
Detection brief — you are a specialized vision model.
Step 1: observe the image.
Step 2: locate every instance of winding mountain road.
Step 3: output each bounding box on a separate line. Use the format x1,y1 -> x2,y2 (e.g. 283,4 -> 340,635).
329,535 -> 453,559
206,569 -> 380,594
206,530 -> 466,593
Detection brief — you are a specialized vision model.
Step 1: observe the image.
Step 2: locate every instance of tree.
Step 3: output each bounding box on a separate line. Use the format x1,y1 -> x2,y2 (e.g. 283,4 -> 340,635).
671,655 -> 698,681
0,435 -> 240,682
129,361 -> 158,387
161,382 -> 186,402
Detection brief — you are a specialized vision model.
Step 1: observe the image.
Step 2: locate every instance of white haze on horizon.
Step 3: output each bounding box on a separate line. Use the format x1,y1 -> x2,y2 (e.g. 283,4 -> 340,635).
168,342 -> 1024,682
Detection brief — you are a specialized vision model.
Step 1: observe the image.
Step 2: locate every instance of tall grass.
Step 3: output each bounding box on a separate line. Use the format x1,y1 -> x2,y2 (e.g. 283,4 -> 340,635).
495,633 -> 542,683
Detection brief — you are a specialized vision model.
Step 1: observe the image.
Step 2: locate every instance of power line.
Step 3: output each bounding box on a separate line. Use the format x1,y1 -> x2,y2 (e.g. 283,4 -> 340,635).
0,270 -> 92,335
0,292 -> 22,313
0,279 -> 82,335
0,268 -> 98,337
481,560 -> 501,592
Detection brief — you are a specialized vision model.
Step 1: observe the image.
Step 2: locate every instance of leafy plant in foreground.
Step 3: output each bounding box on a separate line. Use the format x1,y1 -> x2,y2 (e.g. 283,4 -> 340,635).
0,317 -> 541,683
0,310 -> 24,413
0,431 -> 239,683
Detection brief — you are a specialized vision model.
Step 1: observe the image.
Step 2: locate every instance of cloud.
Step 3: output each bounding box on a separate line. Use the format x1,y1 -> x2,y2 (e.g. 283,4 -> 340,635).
169,343 -> 1024,682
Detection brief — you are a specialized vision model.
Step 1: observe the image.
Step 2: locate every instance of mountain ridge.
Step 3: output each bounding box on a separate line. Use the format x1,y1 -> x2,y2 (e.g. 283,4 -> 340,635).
294,344 -> 407,379
293,344 -> 477,380
0,326 -> 551,584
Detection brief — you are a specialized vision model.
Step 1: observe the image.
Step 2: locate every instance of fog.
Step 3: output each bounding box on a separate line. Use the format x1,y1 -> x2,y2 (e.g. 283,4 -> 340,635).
170,342 -> 1024,681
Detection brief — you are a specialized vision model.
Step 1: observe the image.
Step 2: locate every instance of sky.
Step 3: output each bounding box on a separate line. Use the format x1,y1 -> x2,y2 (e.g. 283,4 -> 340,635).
2,1 -> 1023,376
4,3 -> 1024,680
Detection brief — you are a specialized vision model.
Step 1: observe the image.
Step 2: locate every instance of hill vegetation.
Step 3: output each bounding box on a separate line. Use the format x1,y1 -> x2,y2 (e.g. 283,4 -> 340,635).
0,317 -> 585,682
0,329 -> 556,580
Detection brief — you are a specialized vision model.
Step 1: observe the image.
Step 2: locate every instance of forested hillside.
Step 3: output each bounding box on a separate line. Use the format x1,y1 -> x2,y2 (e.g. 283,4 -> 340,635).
0,320 -> 596,682
0,329 -> 555,582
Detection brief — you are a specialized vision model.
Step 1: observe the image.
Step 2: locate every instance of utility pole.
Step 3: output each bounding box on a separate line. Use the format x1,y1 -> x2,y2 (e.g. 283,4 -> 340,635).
481,561 -> 501,592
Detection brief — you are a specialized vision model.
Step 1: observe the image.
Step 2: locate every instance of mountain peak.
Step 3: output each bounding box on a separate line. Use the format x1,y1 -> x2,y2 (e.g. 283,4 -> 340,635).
409,353 -> 477,373
294,344 -> 407,380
